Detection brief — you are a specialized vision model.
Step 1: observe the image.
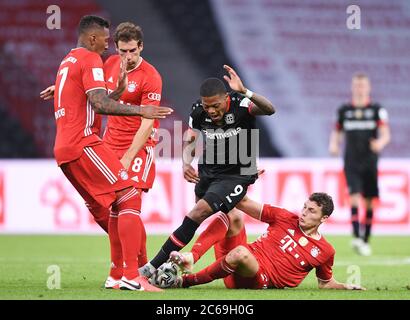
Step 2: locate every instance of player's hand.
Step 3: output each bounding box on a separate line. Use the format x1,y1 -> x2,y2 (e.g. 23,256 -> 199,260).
140,105 -> 173,119
40,85 -> 55,100
120,155 -> 132,170
117,56 -> 128,93
183,164 -> 200,183
223,65 -> 246,94
369,138 -> 383,153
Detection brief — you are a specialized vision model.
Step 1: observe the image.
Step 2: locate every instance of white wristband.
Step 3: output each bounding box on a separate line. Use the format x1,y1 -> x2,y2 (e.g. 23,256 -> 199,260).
245,89 -> 254,99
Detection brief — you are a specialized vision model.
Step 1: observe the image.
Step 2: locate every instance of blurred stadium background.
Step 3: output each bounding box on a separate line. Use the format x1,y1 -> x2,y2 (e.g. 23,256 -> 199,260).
0,1 -> 409,237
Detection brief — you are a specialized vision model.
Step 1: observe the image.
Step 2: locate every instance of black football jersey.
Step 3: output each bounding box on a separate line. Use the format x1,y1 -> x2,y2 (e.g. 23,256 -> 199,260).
336,103 -> 388,167
189,92 -> 258,176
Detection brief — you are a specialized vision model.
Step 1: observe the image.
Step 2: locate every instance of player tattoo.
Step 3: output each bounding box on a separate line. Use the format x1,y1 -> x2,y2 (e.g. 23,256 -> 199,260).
108,88 -> 125,101
88,89 -> 142,115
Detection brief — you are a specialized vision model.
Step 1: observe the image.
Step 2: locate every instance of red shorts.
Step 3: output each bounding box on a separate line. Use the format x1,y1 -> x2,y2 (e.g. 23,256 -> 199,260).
112,146 -> 156,191
214,227 -> 271,290
60,143 -> 134,208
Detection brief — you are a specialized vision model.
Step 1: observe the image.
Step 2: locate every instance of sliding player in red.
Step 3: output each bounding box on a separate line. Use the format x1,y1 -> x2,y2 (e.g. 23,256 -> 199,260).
171,193 -> 365,290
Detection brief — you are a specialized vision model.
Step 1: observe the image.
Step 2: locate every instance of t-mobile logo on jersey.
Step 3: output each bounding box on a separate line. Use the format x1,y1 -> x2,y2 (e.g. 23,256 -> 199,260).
279,235 -> 297,252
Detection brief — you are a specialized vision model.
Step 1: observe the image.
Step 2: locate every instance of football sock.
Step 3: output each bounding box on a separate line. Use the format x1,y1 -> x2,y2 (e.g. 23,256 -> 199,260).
115,188 -> 143,280
363,209 -> 373,243
150,216 -> 200,268
118,212 -> 143,279
182,256 -> 236,288
191,213 -> 230,263
351,207 -> 360,238
108,212 -> 123,279
138,223 -> 148,267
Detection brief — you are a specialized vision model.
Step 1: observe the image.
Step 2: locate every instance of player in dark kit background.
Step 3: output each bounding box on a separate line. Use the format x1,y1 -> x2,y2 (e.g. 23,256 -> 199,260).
139,65 -> 275,277
329,73 -> 390,256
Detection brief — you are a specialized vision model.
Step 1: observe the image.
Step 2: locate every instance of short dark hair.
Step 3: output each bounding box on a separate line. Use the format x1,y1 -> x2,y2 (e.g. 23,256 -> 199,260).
78,15 -> 110,35
114,22 -> 143,46
309,192 -> 334,217
200,78 -> 227,97
352,72 -> 370,81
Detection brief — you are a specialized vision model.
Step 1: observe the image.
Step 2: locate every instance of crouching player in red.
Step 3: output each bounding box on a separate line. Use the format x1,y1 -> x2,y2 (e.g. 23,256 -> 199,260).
171,193 -> 366,290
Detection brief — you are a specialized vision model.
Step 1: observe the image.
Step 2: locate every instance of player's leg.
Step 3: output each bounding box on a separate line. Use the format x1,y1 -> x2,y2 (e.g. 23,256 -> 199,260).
82,144 -> 161,291
128,148 -> 154,268
84,201 -> 124,285
181,245 -> 259,288
171,209 -> 244,273
142,175 -> 251,277
59,148 -> 133,289
189,176 -> 249,263
172,177 -> 250,272
107,210 -> 123,284
140,199 -> 212,277
137,219 -> 148,267
85,200 -> 110,233
215,211 -> 247,259
344,167 -> 364,252
360,167 -> 378,256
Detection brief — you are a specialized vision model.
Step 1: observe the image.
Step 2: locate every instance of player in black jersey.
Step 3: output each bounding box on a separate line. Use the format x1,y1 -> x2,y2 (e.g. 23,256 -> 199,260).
329,73 -> 390,256
139,65 -> 275,277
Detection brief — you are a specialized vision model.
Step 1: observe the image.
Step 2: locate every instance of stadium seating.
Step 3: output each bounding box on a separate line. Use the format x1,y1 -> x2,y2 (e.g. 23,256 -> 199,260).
0,0 -> 108,157
209,0 -> 410,157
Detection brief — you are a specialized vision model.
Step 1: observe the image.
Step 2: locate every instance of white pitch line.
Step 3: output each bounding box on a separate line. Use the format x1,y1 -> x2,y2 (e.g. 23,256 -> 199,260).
335,258 -> 410,266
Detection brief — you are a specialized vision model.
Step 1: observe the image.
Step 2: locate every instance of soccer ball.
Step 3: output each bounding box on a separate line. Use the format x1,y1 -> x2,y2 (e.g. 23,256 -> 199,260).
150,261 -> 178,288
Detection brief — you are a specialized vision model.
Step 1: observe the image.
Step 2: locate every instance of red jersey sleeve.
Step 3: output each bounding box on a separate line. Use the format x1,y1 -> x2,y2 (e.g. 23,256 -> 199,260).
260,204 -> 294,224
141,72 -> 162,106
315,254 -> 334,282
81,52 -> 107,93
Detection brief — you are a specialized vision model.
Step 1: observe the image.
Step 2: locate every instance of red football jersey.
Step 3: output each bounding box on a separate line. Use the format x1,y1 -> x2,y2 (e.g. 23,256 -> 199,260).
248,204 -> 335,288
103,55 -> 162,152
53,48 -> 105,165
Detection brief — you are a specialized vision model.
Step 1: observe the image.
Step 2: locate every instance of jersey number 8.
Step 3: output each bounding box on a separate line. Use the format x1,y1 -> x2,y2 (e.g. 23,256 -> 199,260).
131,158 -> 143,173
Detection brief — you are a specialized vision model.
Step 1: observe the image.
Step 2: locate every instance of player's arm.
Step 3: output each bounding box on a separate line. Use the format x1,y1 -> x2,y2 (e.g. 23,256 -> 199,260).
182,128 -> 200,183
87,89 -> 172,119
316,255 -> 366,290
318,277 -> 366,290
235,195 -> 263,220
329,108 -> 344,156
329,129 -> 344,156
370,119 -> 391,153
121,118 -> 154,169
223,64 -> 275,116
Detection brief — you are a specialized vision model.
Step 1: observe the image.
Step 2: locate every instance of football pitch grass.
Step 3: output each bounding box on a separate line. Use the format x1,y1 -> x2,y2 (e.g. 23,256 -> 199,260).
0,235 -> 410,300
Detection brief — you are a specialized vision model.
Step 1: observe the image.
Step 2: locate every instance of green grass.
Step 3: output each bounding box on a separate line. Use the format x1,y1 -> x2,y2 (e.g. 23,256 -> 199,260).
0,235 -> 410,300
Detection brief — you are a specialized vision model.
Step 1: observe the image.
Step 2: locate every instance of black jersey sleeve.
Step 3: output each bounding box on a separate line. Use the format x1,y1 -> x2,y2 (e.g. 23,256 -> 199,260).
230,92 -> 255,120
375,104 -> 389,125
188,100 -> 202,129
